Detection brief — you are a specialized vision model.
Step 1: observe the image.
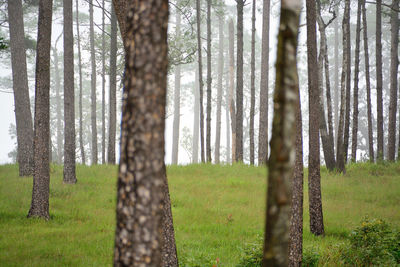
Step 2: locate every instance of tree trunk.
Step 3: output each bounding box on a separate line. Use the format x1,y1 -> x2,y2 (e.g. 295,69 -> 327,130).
249,0 -> 256,165
258,0 -> 270,166
52,46 -> 62,164
334,5 -> 339,150
214,15 -> 224,164
172,12 -> 181,165
225,49 -> 231,164
111,0 -> 127,43
27,0 -> 53,219
89,0 -> 98,165
387,0 -> 399,161
63,0 -> 77,184
376,0 -> 384,160
262,1 -> 301,265
307,0 -> 324,236
236,0 -> 244,163
7,0 -> 34,176
113,0 -> 170,265
351,0 -> 362,162
193,66 -> 200,163
361,0 -> 374,162
228,19 -> 236,163
101,0 -> 106,164
107,5 -> 117,164
196,0 -> 205,163
343,0 -> 351,163
206,0 -> 212,163
75,0 -> 85,165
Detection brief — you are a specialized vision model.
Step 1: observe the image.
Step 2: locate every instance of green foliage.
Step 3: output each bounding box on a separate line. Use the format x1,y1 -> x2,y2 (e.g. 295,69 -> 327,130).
179,251 -> 215,267
0,37 -> 8,50
302,247 -> 320,267
236,235 -> 263,267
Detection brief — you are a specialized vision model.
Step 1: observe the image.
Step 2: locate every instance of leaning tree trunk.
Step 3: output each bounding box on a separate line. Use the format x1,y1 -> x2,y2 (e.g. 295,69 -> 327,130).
387,0 -> 399,161
228,19 -> 236,163
63,0 -> 77,184
107,5 -> 117,164
75,0 -> 85,164
193,66 -> 200,163
196,0 -> 205,163
361,0 -> 374,162
214,15 -> 224,164
262,0 -> 301,265
376,0 -> 384,161
27,0 -> 53,219
113,0 -> 171,265
343,0 -> 351,164
249,0 -> 256,165
258,0 -> 270,166
206,0 -> 212,163
235,0 -> 244,162
307,0 -> 324,236
351,0 -> 362,162
7,0 -> 34,176
101,0 -> 106,164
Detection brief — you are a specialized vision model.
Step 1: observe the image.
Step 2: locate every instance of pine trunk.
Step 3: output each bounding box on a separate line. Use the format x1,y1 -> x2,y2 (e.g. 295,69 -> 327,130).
334,6 -> 339,150
249,0 -> 256,165
172,12 -> 181,165
225,50 -> 231,164
228,19 -> 236,163
196,0 -> 205,163
376,0 -> 384,160
52,46 -> 62,164
111,0 -> 127,42
206,0 -> 212,163
235,0 -> 244,162
101,0 -> 106,164
343,0 -> 351,163
193,67 -> 200,163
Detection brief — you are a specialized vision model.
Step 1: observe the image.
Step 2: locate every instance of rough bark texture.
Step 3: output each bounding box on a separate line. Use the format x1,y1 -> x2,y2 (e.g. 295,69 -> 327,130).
307,0 -> 324,236
289,78 -> 303,267
214,15 -> 224,164
206,0 -> 212,163
172,12 -> 181,165
111,0 -> 127,42
107,6 -> 117,165
89,0 -> 98,165
63,0 -> 77,184
262,1 -> 300,265
52,44 -> 62,164
362,0 -> 374,162
76,0 -> 85,165
351,0 -> 362,162
376,0 -> 384,160
193,67 -> 200,163
101,0 -> 106,164
387,0 -> 399,161
258,0 -> 270,166
113,0 -> 169,265
228,19 -> 236,163
27,0 -> 53,219
249,0 -> 256,165
8,0 -> 34,176
196,0 -> 205,163
235,0 -> 244,163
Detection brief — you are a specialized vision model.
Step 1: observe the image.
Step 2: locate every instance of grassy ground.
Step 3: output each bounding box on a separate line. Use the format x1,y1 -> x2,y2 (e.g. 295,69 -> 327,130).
0,162 -> 399,266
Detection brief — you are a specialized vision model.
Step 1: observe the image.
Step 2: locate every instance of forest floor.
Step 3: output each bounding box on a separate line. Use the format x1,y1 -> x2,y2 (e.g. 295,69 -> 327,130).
0,162 -> 399,266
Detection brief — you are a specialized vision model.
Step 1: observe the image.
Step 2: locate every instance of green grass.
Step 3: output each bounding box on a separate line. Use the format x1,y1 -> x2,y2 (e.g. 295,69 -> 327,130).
0,162 -> 399,266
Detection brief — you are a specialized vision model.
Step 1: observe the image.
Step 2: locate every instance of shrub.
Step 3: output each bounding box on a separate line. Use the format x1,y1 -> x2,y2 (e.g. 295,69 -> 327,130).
302,247 -> 320,267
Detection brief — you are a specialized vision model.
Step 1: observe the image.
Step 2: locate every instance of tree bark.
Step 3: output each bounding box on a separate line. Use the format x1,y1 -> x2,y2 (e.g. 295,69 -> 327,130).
214,15 -> 224,164
258,0 -> 270,166
113,0 -> 170,265
376,0 -> 384,160
193,66 -> 200,163
228,19 -> 236,163
387,0 -> 399,161
27,0 -> 53,219
8,0 -> 34,176
307,0 -> 324,236
107,6 -> 117,165
63,0 -> 77,184
236,0 -> 244,163
206,0 -> 212,163
196,0 -> 205,163
343,0 -> 351,163
225,48 -> 231,164
101,0 -> 106,164
334,5 -> 339,150
111,0 -> 127,42
250,0 -> 256,165
52,45 -> 62,165
262,1 -> 301,265
172,11 -> 181,165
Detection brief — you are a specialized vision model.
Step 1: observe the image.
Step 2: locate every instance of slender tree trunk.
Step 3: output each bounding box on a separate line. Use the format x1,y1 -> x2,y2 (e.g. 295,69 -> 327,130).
75,0 -> 85,165
236,0 -> 244,162
111,0 -> 127,43
225,50 -> 231,164
249,0 -> 256,165
101,0 -> 106,164
196,0 -> 205,163
228,19 -> 236,163
27,0 -> 53,219
387,0 -> 399,161
334,5 -> 339,150
107,5 -> 117,164
8,0 -> 34,176
343,0 -> 351,163
89,0 -> 98,165
351,0 -> 362,162
193,66 -> 200,163
172,12 -> 181,165
376,0 -> 384,160
52,46 -> 62,164
206,0 -> 212,163
215,15 -> 224,164
63,0 -> 77,184
362,0 -> 374,162
263,0 -> 301,264
258,0 -> 270,165
113,0 -> 170,264
307,0 -> 324,236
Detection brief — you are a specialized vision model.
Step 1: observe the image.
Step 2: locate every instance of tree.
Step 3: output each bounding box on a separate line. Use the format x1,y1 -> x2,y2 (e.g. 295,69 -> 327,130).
7,0 -> 34,176
262,0 -> 301,264
249,0 -> 256,165
52,34 -> 63,165
258,0 -> 270,166
307,0 -> 324,236
27,0 -> 53,219
101,0 -> 106,164
235,0 -> 244,162
89,0 -> 98,165
111,0 -> 127,42
228,19 -> 236,162
334,5 -> 339,149
206,0 -> 212,163
113,0 -> 170,265
172,11 -> 181,165
225,45 -> 231,164
376,0 -> 384,160
196,0 -> 205,163
63,0 -> 76,184
343,0 -> 352,163
193,66 -> 200,163
387,0 -> 399,161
